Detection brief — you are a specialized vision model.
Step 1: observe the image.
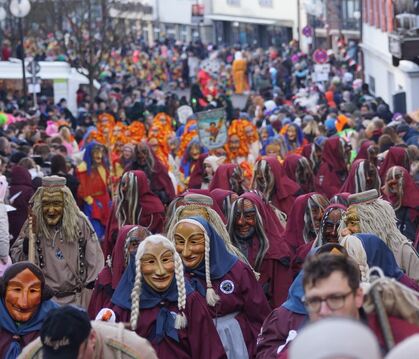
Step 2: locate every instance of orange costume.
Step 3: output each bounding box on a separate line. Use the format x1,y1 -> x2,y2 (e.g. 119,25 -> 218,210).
232,52 -> 248,94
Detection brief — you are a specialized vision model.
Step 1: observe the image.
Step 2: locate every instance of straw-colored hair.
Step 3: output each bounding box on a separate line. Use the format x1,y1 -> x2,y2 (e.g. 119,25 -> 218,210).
130,235 -> 187,331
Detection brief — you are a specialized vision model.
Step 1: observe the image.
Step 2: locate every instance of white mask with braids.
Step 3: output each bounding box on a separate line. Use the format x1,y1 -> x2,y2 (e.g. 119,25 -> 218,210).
168,218 -> 220,307
130,235 -> 188,331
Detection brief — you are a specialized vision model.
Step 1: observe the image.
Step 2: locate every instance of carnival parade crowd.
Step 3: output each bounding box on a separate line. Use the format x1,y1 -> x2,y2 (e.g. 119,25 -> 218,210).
0,37 -> 418,359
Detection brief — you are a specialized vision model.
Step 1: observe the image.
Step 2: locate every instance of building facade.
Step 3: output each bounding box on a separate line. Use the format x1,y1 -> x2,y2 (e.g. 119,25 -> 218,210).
361,0 -> 419,112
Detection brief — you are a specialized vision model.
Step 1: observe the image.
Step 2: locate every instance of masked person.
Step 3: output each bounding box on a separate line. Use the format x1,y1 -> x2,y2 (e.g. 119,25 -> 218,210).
252,157 -> 301,216
103,170 -> 165,257
169,217 -> 270,358
314,204 -> 347,247
179,139 -> 205,188
11,176 -> 104,307
283,154 -> 315,194
209,163 -> 248,195
282,193 -> 329,271
339,159 -> 381,194
382,166 -> 419,245
76,141 -> 111,239
314,137 -> 348,199
341,190 -> 419,282
378,146 -> 410,183
111,235 -> 227,359
88,225 -> 151,319
211,189 -> 238,223
301,136 -> 326,175
198,155 -> 225,190
19,305 -> 157,359
0,262 -> 59,359
126,143 -> 175,206
228,191 -> 293,307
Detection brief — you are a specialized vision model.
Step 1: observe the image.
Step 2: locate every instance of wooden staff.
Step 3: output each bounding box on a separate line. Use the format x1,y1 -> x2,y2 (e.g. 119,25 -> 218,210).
28,213 -> 36,263
370,281 -> 395,352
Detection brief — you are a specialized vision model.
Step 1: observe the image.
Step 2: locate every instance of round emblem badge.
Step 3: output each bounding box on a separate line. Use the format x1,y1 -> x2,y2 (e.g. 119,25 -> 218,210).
220,280 -> 235,294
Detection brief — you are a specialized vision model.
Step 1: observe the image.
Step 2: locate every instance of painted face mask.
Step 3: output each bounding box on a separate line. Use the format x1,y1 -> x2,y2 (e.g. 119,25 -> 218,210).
228,135 -> 240,154
92,146 -> 103,165
189,144 -> 201,161
345,206 -> 361,235
234,198 -> 257,240
141,242 -> 175,292
229,166 -> 245,195
322,209 -> 344,243
174,222 -> 205,269
253,160 -> 274,200
5,268 -> 42,322
42,190 -> 64,226
363,160 -> 379,191
136,144 -> 150,166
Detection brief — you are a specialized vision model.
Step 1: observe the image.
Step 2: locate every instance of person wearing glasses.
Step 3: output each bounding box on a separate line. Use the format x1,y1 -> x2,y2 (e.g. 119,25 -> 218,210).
298,254 -> 418,357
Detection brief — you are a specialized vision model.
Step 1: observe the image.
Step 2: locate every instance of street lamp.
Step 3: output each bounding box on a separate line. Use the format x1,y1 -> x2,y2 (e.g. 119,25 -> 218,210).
10,0 -> 31,112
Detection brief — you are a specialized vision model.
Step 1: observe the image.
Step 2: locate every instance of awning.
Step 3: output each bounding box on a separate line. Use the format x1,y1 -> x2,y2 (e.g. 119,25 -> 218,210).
206,14 -> 293,27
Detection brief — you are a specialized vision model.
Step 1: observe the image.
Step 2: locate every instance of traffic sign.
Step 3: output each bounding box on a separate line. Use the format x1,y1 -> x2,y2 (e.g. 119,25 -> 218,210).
28,83 -> 41,94
27,60 -> 41,75
302,25 -> 313,38
26,76 -> 41,85
313,64 -> 330,82
313,49 -> 329,64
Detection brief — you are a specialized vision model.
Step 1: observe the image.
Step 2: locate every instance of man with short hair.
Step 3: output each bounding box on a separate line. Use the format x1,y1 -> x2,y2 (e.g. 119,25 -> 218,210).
18,306 -> 157,359
301,254 -> 418,353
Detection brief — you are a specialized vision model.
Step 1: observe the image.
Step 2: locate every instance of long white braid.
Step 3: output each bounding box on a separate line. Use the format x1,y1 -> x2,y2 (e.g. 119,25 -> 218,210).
130,235 -> 188,331
339,235 -> 370,282
168,219 -> 220,306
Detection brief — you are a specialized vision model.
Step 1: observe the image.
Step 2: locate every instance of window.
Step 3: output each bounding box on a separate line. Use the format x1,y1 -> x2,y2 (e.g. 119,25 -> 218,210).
368,75 -> 376,95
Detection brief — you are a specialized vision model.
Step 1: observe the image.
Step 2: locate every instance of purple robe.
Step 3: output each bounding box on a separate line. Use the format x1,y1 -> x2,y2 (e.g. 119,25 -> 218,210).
113,291 -> 227,359
186,260 -> 271,357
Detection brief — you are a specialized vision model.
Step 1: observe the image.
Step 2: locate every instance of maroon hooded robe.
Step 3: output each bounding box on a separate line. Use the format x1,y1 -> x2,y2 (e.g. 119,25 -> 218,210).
113,291 -> 227,359
354,140 -> 374,161
263,157 -> 300,216
378,147 -> 410,182
236,192 -> 293,307
186,260 -> 271,358
88,225 -> 138,318
209,163 -> 238,191
211,189 -> 235,217
339,159 -> 366,194
314,137 -> 348,199
103,170 -> 165,258
188,153 -> 208,189
282,193 -> 320,272
8,165 -> 34,244
283,154 -> 314,194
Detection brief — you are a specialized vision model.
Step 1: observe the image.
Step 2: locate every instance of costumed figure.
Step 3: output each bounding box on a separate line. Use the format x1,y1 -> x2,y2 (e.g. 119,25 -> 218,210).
190,155 -> 225,190
227,191 -> 293,307
104,170 -> 165,257
8,166 -> 34,244
211,189 -> 238,223
314,137 -> 348,198
342,189 -> 419,282
126,143 -> 176,206
232,52 -> 248,95
88,225 -> 151,318
76,141 -> 111,239
0,262 -> 59,359
111,235 -> 227,359
339,233 -> 419,291
301,136 -> 326,175
283,154 -> 315,194
282,193 -> 329,270
11,176 -> 104,307
179,139 -> 205,188
281,123 -> 307,155
313,203 -> 347,246
383,166 -> 419,245
340,159 -> 381,194
354,140 -> 378,164
252,156 -> 300,217
379,147 -> 410,182
209,163 -> 249,195
168,217 -> 271,358
225,120 -> 255,165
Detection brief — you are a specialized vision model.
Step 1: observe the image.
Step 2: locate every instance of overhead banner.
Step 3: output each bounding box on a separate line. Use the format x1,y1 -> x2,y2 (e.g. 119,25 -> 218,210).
197,108 -> 227,149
